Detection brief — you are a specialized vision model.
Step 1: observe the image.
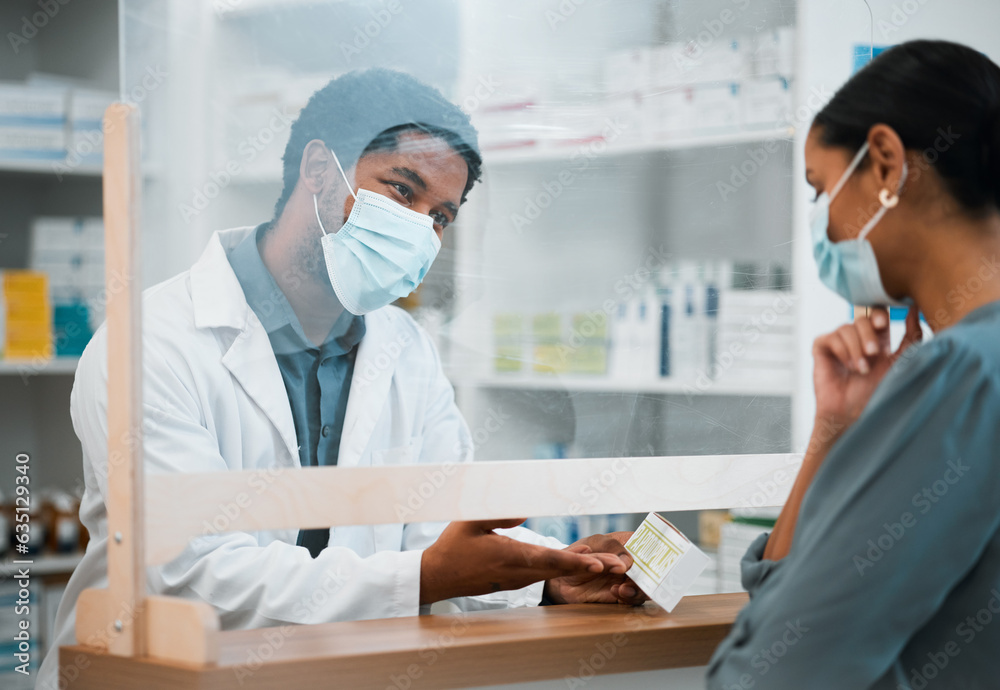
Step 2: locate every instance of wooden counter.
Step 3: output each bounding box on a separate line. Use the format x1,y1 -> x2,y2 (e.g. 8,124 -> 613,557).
59,592 -> 747,689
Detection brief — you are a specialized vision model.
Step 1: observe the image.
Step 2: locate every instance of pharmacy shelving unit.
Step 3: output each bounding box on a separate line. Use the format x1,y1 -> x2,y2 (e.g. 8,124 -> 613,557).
0,358 -> 80,375
459,372 -> 792,398
441,2 -> 802,542
446,2 -> 800,491
0,552 -> 83,579
0,4 -> 117,684
0,0 -> 118,499
0,160 -> 103,177
482,126 -> 794,165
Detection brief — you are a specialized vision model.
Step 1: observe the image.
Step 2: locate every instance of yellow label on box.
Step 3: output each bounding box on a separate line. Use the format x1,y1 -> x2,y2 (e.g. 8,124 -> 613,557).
624,512 -> 711,612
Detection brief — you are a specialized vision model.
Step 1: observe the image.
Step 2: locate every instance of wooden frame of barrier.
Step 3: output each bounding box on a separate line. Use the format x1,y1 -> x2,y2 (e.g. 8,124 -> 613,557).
60,103 -> 801,688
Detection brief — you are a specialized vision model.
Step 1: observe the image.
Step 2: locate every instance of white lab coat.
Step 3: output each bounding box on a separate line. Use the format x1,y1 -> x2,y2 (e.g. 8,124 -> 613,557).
37,227 -> 562,689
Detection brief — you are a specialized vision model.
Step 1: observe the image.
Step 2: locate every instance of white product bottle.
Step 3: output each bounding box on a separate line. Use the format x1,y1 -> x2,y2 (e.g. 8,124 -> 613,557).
655,264 -> 677,379
635,286 -> 661,381
656,283 -> 673,379
610,300 -> 632,382
692,262 -> 710,379
704,261 -> 721,380
672,261 -> 700,381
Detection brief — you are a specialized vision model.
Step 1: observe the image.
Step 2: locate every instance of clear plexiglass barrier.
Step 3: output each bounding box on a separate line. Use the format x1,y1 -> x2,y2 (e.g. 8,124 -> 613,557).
69,2 -> 844,660
123,0 -> 796,536
118,0 -> 805,550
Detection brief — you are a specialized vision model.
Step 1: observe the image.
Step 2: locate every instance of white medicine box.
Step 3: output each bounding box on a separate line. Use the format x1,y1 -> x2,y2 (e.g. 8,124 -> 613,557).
624,512 -> 711,612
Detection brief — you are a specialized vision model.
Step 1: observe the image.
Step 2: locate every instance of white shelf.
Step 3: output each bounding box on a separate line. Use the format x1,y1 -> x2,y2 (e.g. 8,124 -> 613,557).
0,158 -> 102,177
482,127 -> 795,166
0,552 -> 84,577
452,373 -> 792,397
215,0 -> 345,19
226,127 -> 796,185
0,357 -> 80,375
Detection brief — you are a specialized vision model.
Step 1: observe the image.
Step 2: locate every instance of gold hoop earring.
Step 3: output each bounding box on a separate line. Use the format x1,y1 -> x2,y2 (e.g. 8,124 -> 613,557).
878,188 -> 899,208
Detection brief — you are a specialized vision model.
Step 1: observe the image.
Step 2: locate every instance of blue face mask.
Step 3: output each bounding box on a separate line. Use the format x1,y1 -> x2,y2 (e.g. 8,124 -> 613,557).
317,148 -> 441,315
810,141 -> 909,307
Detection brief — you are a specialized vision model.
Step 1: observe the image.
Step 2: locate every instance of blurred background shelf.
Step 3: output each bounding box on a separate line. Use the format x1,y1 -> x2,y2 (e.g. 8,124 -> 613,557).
483,127 -> 796,165
453,374 -> 792,398
0,358 -> 80,375
0,159 -> 103,177
0,552 -> 84,578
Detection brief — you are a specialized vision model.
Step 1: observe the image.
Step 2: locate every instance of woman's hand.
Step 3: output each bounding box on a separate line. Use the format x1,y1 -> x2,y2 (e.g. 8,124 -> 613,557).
544,532 -> 647,606
813,307 -> 923,436
765,307 -> 924,563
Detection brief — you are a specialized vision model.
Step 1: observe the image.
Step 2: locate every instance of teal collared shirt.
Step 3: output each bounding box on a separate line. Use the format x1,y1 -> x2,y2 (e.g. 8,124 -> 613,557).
227,224 -> 365,554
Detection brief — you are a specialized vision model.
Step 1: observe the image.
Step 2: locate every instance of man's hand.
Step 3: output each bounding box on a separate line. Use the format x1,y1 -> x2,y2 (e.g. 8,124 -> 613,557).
420,519 -> 618,605
813,307 -> 923,436
544,532 -> 647,606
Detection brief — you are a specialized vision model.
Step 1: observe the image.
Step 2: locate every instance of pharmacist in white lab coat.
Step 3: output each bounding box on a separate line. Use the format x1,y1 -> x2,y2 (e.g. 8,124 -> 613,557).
37,69 -> 643,689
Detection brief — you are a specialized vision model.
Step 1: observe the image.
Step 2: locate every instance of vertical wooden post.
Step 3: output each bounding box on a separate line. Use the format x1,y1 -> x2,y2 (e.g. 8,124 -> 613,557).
102,102 -> 146,658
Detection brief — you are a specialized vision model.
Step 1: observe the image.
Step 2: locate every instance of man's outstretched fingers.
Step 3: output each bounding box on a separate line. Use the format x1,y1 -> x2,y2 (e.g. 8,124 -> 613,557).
587,551 -> 629,574
461,518 -> 528,535
535,544 -> 605,574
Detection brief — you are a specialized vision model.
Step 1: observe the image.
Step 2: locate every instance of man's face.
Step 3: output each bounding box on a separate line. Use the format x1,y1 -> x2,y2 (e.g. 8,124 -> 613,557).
346,130 -> 469,241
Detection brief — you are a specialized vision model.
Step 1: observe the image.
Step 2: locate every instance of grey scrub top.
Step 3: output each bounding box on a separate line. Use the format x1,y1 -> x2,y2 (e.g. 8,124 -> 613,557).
707,300 -> 1000,690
